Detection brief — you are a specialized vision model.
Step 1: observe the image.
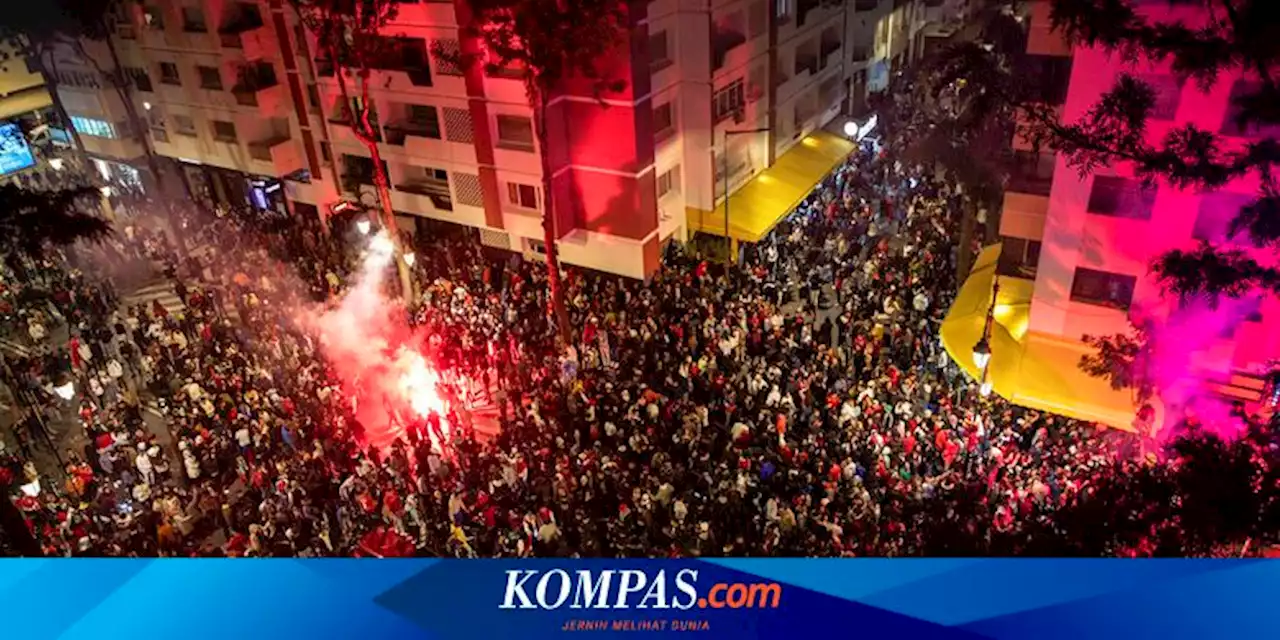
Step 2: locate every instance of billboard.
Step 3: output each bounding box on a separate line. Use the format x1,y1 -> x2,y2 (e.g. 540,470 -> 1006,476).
0,122 -> 35,176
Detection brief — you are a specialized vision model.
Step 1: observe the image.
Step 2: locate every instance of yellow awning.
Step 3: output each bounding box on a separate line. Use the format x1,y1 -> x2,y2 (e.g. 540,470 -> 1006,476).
689,131 -> 855,243
0,85 -> 52,121
940,244 -> 1154,430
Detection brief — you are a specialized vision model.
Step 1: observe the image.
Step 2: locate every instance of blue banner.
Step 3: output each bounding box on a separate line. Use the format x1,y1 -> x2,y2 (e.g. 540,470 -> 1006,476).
0,559 -> 1274,639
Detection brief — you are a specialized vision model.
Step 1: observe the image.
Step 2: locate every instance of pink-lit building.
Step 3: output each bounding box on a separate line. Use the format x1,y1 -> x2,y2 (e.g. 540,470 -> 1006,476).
944,0 -> 1278,429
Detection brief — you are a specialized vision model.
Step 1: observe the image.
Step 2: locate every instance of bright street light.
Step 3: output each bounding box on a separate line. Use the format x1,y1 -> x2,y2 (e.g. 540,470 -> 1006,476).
99,186 -> 113,197
143,101 -> 152,110
403,252 -> 416,266
979,380 -> 993,397
48,158 -> 64,171
356,219 -> 372,235
971,337 -> 991,369
843,120 -> 859,138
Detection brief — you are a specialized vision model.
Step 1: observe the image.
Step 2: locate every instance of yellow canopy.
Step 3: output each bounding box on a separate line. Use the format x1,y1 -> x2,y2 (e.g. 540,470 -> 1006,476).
688,131 -> 856,243
940,244 -> 1153,430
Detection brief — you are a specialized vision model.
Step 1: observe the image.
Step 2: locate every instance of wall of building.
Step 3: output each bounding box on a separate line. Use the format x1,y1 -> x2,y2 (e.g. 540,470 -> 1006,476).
1015,1 -> 1280,376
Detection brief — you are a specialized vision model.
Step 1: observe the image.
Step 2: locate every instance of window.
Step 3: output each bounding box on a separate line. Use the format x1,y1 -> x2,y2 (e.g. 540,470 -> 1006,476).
407,104 -> 441,138
182,6 -> 207,32
996,236 -> 1041,279
713,79 -> 745,123
197,66 -> 222,90
649,31 -> 672,72
794,39 -> 819,75
1070,267 -> 1137,310
1137,74 -> 1182,120
211,119 -> 237,142
70,116 -> 117,139
507,182 -> 539,209
126,67 -> 153,92
1020,55 -> 1073,105
1221,80 -> 1280,137
495,115 -> 535,151
173,115 -> 197,137
143,5 -> 165,29
1087,176 -> 1156,220
712,10 -> 747,70
653,101 -> 675,143
1192,192 -> 1254,243
1007,150 -> 1055,196
320,141 -> 332,164
420,166 -> 449,183
657,165 -> 681,198
307,85 -> 321,112
160,62 -> 181,85
854,0 -> 878,11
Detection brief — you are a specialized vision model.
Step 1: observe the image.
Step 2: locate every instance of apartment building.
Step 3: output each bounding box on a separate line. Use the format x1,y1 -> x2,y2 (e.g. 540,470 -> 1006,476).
0,44 -> 57,185
941,0 -> 1279,429
43,0 -> 937,279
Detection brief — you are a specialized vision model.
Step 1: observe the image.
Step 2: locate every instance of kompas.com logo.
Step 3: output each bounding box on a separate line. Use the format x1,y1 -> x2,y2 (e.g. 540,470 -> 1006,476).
499,569 -> 782,610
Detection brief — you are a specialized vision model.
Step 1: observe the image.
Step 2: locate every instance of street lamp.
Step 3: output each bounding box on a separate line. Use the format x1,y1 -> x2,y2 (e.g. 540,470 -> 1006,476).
403,252 -> 416,267
721,126 -> 770,264
99,186 -> 113,197
971,275 -> 1000,395
356,218 -> 372,235
971,337 -> 991,369
843,120 -> 860,138
48,158 -> 63,172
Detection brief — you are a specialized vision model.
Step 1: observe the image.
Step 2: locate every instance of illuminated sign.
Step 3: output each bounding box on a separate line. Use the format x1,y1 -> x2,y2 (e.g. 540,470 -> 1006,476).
0,123 -> 36,176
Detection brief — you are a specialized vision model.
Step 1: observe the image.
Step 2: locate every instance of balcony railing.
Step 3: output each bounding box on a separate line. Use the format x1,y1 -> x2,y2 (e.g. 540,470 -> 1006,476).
394,181 -> 453,211
384,122 -> 441,146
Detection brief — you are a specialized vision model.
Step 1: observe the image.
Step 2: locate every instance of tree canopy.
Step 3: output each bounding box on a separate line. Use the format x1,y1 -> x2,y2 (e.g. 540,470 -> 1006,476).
457,0 -> 629,96
1024,0 -> 1280,301
0,183 -> 112,259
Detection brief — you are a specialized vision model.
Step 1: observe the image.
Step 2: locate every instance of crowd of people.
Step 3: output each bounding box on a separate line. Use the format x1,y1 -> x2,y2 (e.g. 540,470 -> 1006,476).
1,128 -> 1276,558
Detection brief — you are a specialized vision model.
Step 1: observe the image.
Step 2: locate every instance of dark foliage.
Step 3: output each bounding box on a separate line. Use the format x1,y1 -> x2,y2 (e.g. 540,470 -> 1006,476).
0,184 -> 113,258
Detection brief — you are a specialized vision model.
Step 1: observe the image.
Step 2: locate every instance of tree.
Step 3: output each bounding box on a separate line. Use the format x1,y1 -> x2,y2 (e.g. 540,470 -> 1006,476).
0,183 -> 113,260
291,0 -> 414,300
892,7 -> 1029,276
1079,317 -> 1156,405
1021,0 -> 1280,301
452,0 -> 630,342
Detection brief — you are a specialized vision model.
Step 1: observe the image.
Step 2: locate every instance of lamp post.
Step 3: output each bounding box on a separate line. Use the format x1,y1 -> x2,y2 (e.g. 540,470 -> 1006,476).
972,275 -> 1000,399
721,127 -> 770,264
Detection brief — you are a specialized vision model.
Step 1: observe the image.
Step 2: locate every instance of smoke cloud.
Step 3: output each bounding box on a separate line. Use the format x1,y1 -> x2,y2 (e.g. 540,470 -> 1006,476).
299,232 -> 451,452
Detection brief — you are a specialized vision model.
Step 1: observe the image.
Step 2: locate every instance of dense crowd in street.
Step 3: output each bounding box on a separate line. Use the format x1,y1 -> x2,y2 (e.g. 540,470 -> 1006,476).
1,129 -> 1276,558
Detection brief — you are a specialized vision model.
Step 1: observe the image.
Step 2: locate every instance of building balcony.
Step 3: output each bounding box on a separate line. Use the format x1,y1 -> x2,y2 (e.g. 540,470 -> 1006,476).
393,180 -> 453,212
81,135 -> 147,162
383,122 -> 441,147
247,137 -> 303,177
221,26 -> 273,59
